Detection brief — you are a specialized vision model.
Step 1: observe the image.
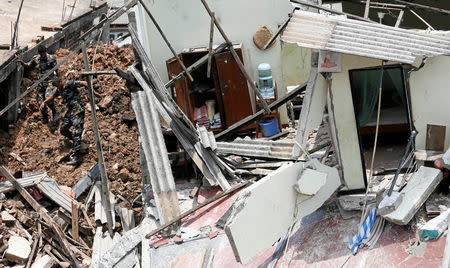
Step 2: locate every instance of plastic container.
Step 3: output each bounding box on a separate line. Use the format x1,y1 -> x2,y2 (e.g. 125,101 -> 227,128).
259,117 -> 279,137
257,63 -> 274,99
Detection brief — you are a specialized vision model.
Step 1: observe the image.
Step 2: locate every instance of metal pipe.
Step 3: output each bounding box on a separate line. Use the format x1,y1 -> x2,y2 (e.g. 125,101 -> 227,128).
11,0 -> 25,49
81,44 -> 114,237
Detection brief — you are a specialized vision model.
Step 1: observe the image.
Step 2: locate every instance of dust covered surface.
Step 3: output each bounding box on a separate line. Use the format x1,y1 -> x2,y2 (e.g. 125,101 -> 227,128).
0,44 -> 142,205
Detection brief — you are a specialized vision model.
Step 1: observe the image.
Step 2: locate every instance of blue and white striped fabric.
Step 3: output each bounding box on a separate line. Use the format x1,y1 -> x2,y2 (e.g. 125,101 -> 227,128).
348,207 -> 378,255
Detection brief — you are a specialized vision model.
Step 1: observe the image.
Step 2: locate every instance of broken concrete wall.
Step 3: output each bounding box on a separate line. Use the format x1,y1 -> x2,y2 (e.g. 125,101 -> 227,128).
225,159 -> 341,264
328,54 -> 394,191
293,57 -> 327,157
410,56 -> 450,151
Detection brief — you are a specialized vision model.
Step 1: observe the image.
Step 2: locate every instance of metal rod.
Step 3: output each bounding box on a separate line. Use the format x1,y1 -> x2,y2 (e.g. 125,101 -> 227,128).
207,12 -> 215,78
11,0 -> 25,49
391,0 -> 450,15
81,44 -> 114,237
387,130 -> 418,196
262,13 -> 292,50
138,0 -> 194,82
364,0 -> 371,19
80,70 -> 117,76
409,9 -> 435,30
199,0 -> 271,113
395,9 -> 404,27
290,0 -> 375,23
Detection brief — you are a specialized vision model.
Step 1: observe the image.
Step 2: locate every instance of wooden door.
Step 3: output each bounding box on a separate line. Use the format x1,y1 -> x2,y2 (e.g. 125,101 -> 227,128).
166,57 -> 192,121
215,50 -> 253,127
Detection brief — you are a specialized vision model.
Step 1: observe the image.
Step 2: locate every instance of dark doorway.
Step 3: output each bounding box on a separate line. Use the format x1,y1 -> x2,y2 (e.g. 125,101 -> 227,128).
349,65 -> 412,175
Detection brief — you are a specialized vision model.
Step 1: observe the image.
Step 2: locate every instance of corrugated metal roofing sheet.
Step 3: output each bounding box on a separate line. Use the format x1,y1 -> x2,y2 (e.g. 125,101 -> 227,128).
282,10 -> 450,64
131,90 -> 180,225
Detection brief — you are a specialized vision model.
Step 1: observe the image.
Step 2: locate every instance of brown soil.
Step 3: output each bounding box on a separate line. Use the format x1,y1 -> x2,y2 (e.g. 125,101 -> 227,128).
0,43 -> 141,206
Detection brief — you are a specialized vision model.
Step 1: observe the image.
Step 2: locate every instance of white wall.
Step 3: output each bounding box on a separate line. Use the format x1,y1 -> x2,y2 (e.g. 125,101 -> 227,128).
136,0 -> 299,124
330,54 -> 387,191
410,56 -> 450,151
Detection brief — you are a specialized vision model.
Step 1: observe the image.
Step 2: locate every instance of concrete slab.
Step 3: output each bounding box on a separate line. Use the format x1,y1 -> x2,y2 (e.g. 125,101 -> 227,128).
384,166 -> 443,225
338,193 -> 377,211
225,159 -> 341,264
5,236 -> 31,263
1,210 -> 17,225
31,255 -> 55,268
294,168 -> 327,196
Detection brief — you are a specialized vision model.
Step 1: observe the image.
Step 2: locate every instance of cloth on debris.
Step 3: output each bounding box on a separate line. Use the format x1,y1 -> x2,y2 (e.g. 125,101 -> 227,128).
419,207 -> 450,242
348,207 -> 378,255
210,113 -> 221,129
194,106 -> 210,127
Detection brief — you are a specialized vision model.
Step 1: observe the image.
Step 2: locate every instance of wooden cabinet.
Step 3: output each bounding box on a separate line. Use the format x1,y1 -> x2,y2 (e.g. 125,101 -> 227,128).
166,45 -> 253,132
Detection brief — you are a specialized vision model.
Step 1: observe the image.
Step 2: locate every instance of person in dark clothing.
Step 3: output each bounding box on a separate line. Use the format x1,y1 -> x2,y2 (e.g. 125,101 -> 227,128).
41,77 -> 99,165
16,44 -> 58,123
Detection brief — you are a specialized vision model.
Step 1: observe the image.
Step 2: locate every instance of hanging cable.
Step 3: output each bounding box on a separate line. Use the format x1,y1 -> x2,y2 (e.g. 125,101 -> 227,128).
359,60 -> 385,227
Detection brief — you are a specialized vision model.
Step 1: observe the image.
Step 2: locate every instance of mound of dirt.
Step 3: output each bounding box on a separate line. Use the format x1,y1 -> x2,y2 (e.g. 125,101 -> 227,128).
0,43 -> 141,206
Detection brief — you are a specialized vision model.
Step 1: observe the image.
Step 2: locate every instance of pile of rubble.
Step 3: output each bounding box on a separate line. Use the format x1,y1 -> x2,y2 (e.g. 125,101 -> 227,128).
0,44 -> 141,206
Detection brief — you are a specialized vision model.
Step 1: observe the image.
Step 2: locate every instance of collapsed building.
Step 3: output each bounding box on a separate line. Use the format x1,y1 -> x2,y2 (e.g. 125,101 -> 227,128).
1,0 -> 450,267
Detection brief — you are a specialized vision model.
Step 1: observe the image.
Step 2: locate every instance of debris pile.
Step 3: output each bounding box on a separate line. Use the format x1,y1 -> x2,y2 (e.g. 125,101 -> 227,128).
0,44 -> 141,205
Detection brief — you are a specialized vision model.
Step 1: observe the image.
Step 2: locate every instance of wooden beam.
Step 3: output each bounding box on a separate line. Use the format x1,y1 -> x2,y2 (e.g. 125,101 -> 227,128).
128,25 -> 197,132
199,0 -> 271,114
0,166 -> 80,268
395,9 -> 405,27
391,0 -> 450,15
81,44 -> 114,237
80,70 -> 117,76
71,201 -> 79,242
215,82 -> 307,140
165,43 -> 228,88
145,179 -> 252,239
364,0 -> 371,19
207,13 -> 215,78
138,0 -> 194,82
290,0 -> 375,23
262,14 -> 292,50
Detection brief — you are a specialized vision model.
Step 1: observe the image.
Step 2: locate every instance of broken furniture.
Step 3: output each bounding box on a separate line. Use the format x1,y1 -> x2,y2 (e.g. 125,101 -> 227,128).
166,45 -> 254,132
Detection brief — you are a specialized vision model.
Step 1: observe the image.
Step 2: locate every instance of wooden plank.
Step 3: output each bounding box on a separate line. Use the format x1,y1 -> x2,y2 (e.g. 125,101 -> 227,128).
0,173 -> 44,194
71,201 -> 79,242
207,13 -> 215,78
414,149 -> 444,161
36,176 -> 74,213
426,124 -> 446,151
0,166 -> 80,268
